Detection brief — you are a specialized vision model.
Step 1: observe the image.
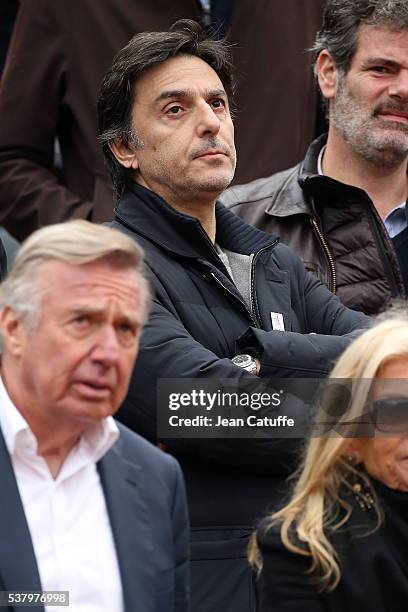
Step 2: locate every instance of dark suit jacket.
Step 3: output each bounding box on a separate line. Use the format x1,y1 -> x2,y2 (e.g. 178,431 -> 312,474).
0,422 -> 189,612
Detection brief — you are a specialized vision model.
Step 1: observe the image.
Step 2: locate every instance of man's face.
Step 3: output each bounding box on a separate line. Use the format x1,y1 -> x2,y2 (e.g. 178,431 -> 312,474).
120,55 -> 236,208
2,260 -> 142,433
326,25 -> 408,167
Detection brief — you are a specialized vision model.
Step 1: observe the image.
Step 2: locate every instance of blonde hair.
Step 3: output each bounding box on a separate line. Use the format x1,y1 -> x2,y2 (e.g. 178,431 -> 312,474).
0,220 -> 152,331
249,314 -> 408,590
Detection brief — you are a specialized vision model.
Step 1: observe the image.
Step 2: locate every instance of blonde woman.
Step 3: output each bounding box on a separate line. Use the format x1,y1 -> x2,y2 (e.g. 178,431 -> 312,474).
250,317 -> 408,611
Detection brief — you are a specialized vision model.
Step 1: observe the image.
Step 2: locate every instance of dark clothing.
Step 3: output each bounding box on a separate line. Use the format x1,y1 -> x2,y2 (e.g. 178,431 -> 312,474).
0,0 -> 199,240
226,0 -> 324,184
221,134 -> 406,315
393,226 -> 408,293
0,239 -> 7,279
109,181 -> 368,612
0,0 -> 322,240
208,0 -> 234,36
0,0 -> 18,75
257,479 -> 408,612
0,422 -> 189,612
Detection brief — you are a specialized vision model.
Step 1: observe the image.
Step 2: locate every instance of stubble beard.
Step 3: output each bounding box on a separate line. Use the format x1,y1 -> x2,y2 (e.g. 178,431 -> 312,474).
131,130 -> 237,204
187,136 -> 237,195
331,74 -> 408,169
188,164 -> 236,195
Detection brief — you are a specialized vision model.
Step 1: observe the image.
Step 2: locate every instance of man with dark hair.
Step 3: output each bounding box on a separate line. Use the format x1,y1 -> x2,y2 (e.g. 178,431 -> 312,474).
98,20 -> 236,200
222,0 -> 408,316
0,0 -> 322,242
99,19 -> 368,612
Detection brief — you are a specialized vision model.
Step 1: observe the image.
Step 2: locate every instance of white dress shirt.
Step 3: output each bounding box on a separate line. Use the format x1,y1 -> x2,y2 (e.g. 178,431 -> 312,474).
0,377 -> 124,612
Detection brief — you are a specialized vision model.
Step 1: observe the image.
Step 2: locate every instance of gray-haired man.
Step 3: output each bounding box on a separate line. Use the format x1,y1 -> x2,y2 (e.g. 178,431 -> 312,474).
0,220 -> 189,612
223,0 -> 408,316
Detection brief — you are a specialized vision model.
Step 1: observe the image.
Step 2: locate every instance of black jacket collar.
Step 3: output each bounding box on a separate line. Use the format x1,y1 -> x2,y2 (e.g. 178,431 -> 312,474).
299,133 -> 376,206
115,182 -> 278,260
264,132 -> 402,219
299,132 -> 326,178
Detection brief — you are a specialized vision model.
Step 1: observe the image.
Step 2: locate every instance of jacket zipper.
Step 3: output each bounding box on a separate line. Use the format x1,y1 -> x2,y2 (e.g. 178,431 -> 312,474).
209,271 -> 259,328
250,241 -> 279,326
116,208 -> 279,326
208,237 -> 279,328
310,218 -> 337,294
366,205 -> 400,297
198,222 -> 275,328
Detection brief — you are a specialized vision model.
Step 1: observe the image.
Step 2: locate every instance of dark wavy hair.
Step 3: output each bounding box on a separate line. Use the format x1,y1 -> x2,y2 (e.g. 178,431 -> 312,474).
313,0 -> 408,74
98,19 -> 235,198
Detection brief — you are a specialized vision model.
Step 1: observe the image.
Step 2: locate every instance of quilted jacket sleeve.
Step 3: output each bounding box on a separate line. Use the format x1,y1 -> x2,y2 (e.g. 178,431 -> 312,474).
117,238 -> 369,469
117,267 -> 345,471
118,295 -> 307,470
238,244 -> 370,377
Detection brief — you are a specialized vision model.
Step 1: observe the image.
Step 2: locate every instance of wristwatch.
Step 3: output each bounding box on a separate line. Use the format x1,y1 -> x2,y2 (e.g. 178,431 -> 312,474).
231,354 -> 258,374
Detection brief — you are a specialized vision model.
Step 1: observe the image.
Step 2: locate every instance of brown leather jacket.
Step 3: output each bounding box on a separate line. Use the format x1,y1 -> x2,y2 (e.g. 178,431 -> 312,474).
221,135 -> 406,315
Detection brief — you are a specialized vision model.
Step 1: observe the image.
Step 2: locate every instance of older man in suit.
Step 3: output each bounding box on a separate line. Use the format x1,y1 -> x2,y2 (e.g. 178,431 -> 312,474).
0,220 -> 189,612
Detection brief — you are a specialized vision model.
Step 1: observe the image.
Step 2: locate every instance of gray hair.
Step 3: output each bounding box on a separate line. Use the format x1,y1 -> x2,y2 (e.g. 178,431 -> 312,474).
313,0 -> 408,75
0,220 -> 152,334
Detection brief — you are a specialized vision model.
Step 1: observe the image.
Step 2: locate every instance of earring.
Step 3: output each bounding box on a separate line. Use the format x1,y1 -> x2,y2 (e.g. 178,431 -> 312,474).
349,472 -> 375,512
345,454 -> 374,511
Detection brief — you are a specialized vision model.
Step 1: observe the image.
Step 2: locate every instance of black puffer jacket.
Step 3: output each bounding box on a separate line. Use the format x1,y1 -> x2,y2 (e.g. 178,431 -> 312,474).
221,134 -> 406,315
109,182 -> 368,612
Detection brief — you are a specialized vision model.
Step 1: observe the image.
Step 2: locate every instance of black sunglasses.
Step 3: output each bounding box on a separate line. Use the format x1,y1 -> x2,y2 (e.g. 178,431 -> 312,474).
368,397 -> 408,433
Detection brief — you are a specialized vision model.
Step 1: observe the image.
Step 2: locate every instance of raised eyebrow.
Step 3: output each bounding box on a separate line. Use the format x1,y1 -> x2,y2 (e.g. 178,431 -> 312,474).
154,89 -> 190,103
154,88 -> 228,104
70,308 -> 140,327
207,89 -> 227,98
71,306 -> 103,316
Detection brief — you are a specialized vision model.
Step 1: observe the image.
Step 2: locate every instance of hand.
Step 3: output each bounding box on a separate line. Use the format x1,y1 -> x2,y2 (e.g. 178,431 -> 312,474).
255,359 -> 261,375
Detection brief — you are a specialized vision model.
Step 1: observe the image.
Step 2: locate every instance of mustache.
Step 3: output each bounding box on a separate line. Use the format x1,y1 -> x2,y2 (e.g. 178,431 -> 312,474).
190,138 -> 230,159
374,101 -> 408,117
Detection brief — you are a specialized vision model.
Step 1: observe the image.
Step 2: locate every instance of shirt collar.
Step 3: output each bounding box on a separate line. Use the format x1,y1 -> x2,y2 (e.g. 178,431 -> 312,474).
0,375 -> 119,463
317,145 -> 326,176
317,144 -> 407,225
0,375 -> 34,455
384,201 -> 407,239
384,201 -> 406,218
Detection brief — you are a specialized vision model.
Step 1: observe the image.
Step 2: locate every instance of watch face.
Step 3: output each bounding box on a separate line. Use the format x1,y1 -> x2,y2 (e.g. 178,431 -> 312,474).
233,354 -> 252,368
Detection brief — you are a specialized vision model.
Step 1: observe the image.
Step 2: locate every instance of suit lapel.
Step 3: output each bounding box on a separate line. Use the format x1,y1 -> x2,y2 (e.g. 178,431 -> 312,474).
98,439 -> 155,612
0,431 -> 44,612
